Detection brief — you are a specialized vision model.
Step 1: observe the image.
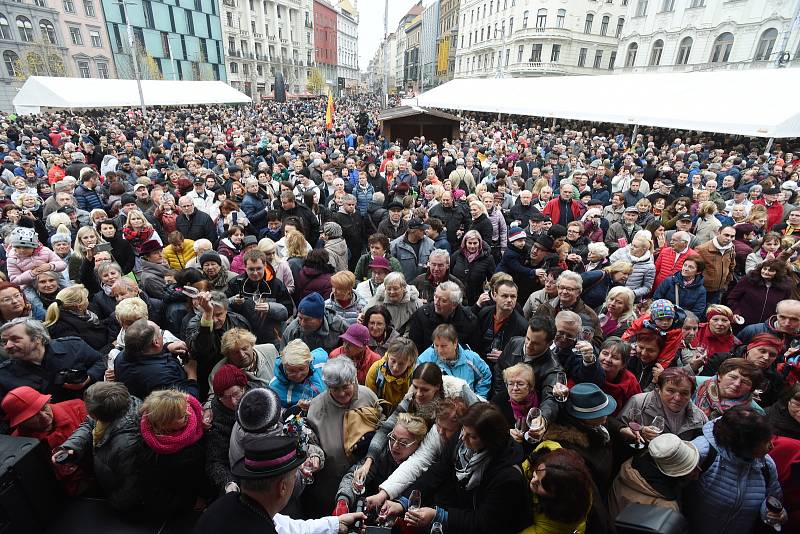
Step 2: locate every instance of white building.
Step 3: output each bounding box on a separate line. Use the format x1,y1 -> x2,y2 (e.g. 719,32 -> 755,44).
616,0 -> 800,73
420,0 -> 440,91
336,0 -> 359,91
454,0 -> 627,78
221,0 -> 315,100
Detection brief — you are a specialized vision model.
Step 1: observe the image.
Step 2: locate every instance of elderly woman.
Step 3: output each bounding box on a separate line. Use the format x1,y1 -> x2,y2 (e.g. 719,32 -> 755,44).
382,402 -> 532,534
619,368 -> 708,447
44,284 -> 115,353
727,258 -> 793,326
58,382 -> 145,512
694,358 -> 764,418
138,389 -> 208,516
653,253 -> 707,319
23,271 -> 68,318
694,201 -> 722,245
365,272 -> 422,332
306,357 -> 379,516
325,270 -> 366,326
598,286 -> 637,337
321,221 -> 348,273
417,324 -> 491,398
692,304 -> 739,356
686,406 -> 786,534
580,260 -> 633,311
268,339 -> 328,409
599,338 -> 641,415
205,364 -> 248,494
257,238 -> 294,295
609,235 -> 655,300
208,328 -> 279,391
449,229 -> 496,305
492,362 -> 538,430
365,337 -> 417,409
88,262 -> 123,318
360,305 -> 401,356
584,241 -> 610,272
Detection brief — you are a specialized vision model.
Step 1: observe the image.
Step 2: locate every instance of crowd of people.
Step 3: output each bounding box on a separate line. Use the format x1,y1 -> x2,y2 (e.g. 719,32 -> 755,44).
0,93 -> 798,533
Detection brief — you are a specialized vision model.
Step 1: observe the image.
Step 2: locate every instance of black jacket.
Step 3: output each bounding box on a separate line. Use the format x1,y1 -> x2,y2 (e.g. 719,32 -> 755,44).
175,209 -> 218,246
277,203 -> 320,247
428,203 -> 469,247
113,350 -> 199,400
474,305 -> 528,360
47,310 -> 117,355
449,246 -> 497,305
225,269 -> 294,344
184,311 -> 251,399
332,210 -> 366,257
404,303 -> 480,354
469,213 -> 493,245
193,493 -> 277,534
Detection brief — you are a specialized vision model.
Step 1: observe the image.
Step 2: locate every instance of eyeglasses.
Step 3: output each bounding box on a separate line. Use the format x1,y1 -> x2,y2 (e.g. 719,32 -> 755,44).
557,286 -> 580,293
0,294 -> 23,305
388,432 -> 417,448
555,331 -> 577,342
505,381 -> 529,390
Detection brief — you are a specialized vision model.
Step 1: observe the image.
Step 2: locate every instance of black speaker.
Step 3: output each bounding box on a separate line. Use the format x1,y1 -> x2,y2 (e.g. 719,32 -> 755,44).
615,504 -> 688,534
0,435 -> 61,533
274,71 -> 286,103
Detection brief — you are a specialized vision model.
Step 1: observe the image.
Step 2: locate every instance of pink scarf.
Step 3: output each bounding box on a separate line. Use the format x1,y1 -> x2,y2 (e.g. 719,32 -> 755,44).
510,391 -> 539,421
140,394 -> 204,455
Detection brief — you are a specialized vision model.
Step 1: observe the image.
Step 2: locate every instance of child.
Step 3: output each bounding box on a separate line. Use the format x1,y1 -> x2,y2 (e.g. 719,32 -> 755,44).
365,337 -> 418,411
6,218 -> 67,289
622,299 -> 686,368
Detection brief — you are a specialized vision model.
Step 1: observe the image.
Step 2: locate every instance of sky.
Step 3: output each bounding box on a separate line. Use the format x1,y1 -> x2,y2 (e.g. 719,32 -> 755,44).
357,0 -> 426,71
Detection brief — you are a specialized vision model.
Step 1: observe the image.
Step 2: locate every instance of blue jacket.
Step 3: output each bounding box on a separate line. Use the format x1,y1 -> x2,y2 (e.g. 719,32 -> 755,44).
353,183 -> 374,215
417,344 -> 491,398
653,272 -> 707,319
73,184 -> 104,211
687,420 -> 782,534
580,270 -> 614,311
113,349 -> 199,400
241,192 -> 267,228
496,244 -> 534,278
268,348 -> 328,408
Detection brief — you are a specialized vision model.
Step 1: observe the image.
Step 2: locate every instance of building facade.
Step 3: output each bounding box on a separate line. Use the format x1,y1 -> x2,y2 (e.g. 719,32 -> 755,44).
420,0 -> 438,91
57,0 -> 116,81
335,0 -> 357,92
404,15 -> 421,92
222,0 -> 313,100
100,0 -> 225,82
454,0 -> 626,78
616,0 -> 800,73
313,0 -> 336,92
436,0 -> 458,85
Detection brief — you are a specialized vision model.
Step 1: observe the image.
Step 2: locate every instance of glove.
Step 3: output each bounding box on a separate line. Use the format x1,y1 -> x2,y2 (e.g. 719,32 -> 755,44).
333,499 -> 349,516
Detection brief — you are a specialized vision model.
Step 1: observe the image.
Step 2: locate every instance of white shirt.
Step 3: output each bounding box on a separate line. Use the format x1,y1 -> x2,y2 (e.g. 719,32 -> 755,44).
274,514 -> 339,534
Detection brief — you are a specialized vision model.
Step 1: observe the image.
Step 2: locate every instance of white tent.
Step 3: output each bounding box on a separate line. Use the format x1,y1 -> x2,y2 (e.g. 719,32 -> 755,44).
413,68 -> 800,138
12,76 -> 252,114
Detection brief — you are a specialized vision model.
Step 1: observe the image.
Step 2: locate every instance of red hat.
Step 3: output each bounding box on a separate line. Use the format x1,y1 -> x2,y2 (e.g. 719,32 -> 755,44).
368,256 -> 391,271
747,333 -> 783,353
1,386 -> 51,428
212,364 -> 248,397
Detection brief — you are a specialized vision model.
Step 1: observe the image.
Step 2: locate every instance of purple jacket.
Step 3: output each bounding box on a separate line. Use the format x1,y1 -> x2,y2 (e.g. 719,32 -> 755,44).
727,274 -> 792,325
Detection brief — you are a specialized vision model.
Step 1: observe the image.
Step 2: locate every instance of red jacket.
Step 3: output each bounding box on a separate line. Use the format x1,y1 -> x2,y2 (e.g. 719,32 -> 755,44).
652,246 -> 696,292
622,313 -> 685,368
692,323 -> 739,358
602,369 -> 642,416
753,199 -> 784,231
542,197 -> 583,226
329,346 -> 382,385
769,436 -> 800,531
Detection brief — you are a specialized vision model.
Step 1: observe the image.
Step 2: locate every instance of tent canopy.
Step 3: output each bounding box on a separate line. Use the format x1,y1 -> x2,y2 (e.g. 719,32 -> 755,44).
413,68 -> 800,138
13,76 -> 251,114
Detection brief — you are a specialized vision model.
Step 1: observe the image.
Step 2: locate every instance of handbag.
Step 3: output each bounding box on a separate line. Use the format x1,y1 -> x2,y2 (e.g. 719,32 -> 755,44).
342,400 -> 389,460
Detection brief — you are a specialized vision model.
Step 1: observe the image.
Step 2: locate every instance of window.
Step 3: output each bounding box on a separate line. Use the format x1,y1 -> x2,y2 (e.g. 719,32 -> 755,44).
70,26 -> 87,47
230,61 -> 238,73
593,50 -> 603,68
3,50 -> 18,77
34,0 -> 47,6
551,44 -> 560,62
710,32 -> 734,63
27,53 -> 44,75
556,9 -> 565,28
578,47 -> 587,67
517,45 -> 523,62
616,17 -> 625,37
63,0 -> 75,12
689,0 -> 704,6
755,28 -> 778,61
144,0 -> 154,29
584,14 -> 593,34
96,61 -> 108,78
522,10 -> 528,28
90,30 -> 101,47
530,43 -> 541,62
508,17 -> 513,33
0,15 -> 10,40
186,9 -> 194,33
536,9 -> 546,29
661,0 -> 674,11
676,36 -> 692,64
78,60 -> 90,78
609,50 -> 616,69
83,0 -> 95,17
39,20 -> 57,44
600,15 -> 609,36
625,42 -> 638,67
505,48 -> 509,66
16,16 -> 34,42
649,39 -> 663,65
635,0 -> 648,17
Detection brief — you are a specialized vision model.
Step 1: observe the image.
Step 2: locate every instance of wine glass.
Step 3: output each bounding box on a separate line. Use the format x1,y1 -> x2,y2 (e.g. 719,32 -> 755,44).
526,407 -> 544,432
408,489 -> 421,511
352,469 -> 366,496
553,372 -> 569,403
628,408 -> 645,449
650,416 -> 665,435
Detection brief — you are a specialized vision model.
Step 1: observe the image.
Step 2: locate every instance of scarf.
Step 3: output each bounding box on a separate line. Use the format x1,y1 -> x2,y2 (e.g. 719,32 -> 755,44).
711,237 -> 734,253
694,377 -> 751,419
454,439 -> 491,491
100,283 -> 114,296
122,225 -> 154,245
140,394 -> 204,454
461,242 -> 482,263
652,390 -> 686,435
92,420 -> 109,447
510,391 -> 539,421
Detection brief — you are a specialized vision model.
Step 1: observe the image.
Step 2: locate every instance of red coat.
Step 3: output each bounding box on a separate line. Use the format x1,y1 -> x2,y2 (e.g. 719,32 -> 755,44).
12,399 -> 87,449
753,199 -> 784,231
622,313 -> 685,368
652,247 -> 696,293
769,436 -> 800,531
542,197 -> 583,226
692,323 -> 739,358
329,346 -> 382,385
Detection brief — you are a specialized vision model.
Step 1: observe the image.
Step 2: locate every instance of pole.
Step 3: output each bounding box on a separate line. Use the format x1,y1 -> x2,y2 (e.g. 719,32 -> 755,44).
120,0 -> 146,117
775,0 -> 800,67
764,137 -> 775,156
382,0 -> 388,107
167,38 -> 177,81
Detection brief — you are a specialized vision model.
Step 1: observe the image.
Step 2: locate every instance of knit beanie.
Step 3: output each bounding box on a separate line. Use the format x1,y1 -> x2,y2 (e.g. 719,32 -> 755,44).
323,221 -> 342,239
650,299 -> 676,320
120,193 -> 137,206
298,292 -> 325,319
212,364 -> 248,397
236,387 -> 281,432
199,251 -> 222,267
9,219 -> 38,249
508,227 -> 526,243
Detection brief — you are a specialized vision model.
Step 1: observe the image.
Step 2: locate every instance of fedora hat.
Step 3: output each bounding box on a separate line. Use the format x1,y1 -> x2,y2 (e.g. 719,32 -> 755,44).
565,383 -> 616,420
231,435 -> 306,479
648,433 -> 699,477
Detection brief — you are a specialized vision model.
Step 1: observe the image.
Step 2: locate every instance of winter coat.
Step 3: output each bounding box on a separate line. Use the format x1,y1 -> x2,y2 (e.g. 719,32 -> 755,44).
162,240 -> 196,270
390,234 -> 436,283
323,237 -> 349,273
353,183 -> 374,215
428,203 -> 470,247
365,283 -> 422,332
410,273 -> 467,304
364,355 -> 415,409
610,247 -> 655,299
579,271 -> 617,311
622,311 -> 687,368
652,246 -> 696,291
73,184 -> 104,211
7,245 -> 66,288
620,391 -> 707,441
604,222 -> 642,252
492,338 -> 563,421
473,305 -> 528,360
404,302 -> 481,355
294,265 -> 333,303
468,213 -> 494,245
46,310 -> 116,355
62,397 -> 145,512
240,192 -> 267,229
325,292 -> 367,326
139,258 -> 170,300
353,252 -> 403,282
695,240 -> 736,292
268,348 -> 328,408
216,238 -> 240,263
542,417 -> 615,491
609,457 -> 680,519
687,420 -> 783,534
283,310 -> 348,353
113,349 -> 199,400
542,197 -> 583,228
450,243 -> 496,304
726,273 -> 793,326
205,396 -> 237,490
653,272 -> 707,319
417,344 -> 492,398
175,210 -> 218,246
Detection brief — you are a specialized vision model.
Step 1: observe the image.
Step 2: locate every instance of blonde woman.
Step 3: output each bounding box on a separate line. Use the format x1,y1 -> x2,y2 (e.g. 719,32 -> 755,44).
694,201 -> 722,245
122,209 -> 160,254
599,286 -> 637,337
497,363 -> 538,433
69,226 -> 111,282
208,327 -> 279,390
283,230 -> 310,290
44,284 -> 113,353
580,260 -> 634,310
609,236 -> 655,300
469,199 -> 493,245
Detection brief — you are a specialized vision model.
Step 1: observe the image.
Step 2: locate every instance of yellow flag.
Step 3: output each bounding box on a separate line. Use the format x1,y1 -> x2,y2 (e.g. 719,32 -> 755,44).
325,93 -> 334,130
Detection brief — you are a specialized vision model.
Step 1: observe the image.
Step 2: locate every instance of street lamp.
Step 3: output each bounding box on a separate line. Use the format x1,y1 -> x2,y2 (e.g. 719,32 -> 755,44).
115,0 -> 147,117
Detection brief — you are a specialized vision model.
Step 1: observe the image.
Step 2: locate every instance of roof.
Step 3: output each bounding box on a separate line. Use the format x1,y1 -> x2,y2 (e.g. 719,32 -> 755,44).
13,77 -> 252,114
378,105 -> 461,122
414,68 -> 800,138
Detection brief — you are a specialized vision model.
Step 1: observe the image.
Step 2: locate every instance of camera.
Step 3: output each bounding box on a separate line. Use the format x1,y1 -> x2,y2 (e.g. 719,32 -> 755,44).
53,368 -> 88,386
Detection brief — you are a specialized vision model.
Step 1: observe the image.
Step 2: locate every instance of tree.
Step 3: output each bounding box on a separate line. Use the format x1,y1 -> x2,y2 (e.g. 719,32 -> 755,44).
116,39 -> 163,80
307,67 -> 325,95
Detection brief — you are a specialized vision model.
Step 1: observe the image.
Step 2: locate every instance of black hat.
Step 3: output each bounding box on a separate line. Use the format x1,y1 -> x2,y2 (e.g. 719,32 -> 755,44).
57,205 -> 76,215
533,234 -> 555,252
199,251 -> 222,267
676,214 -> 693,222
193,177 -> 205,185
231,435 -> 306,479
548,224 -> 567,239
228,165 -> 242,173
118,157 -> 130,164
120,193 -> 137,206
407,217 -> 429,231
763,187 -> 780,195
530,212 -> 549,222
387,199 -> 404,211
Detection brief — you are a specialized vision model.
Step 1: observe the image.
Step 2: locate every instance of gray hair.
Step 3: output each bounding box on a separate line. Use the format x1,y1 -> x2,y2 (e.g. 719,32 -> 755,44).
383,272 -> 407,288
555,310 -> 582,330
672,231 -> 690,242
209,291 -> 229,309
342,193 -> 356,204
96,261 -> 122,277
0,317 -> 51,345
557,270 -> 583,290
436,281 -> 462,305
428,248 -> 450,265
559,179 -> 573,190
322,356 -> 357,387
372,191 -> 385,204
586,242 -> 609,259
193,239 -> 212,253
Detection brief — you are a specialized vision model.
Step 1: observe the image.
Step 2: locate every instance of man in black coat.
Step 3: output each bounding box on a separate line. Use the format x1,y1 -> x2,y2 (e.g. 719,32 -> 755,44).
176,195 -> 218,246
474,280 -> 528,362
331,194 -> 365,271
404,282 -> 479,353
428,191 -> 469,249
276,190 -> 320,247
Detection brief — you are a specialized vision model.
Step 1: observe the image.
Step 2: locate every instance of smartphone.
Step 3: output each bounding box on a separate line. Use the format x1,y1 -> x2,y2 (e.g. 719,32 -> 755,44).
96,242 -> 113,253
182,286 -> 200,298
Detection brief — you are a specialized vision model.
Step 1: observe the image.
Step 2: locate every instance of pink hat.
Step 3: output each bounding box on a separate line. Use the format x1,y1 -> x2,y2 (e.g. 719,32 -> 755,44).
368,256 -> 391,271
340,323 -> 370,348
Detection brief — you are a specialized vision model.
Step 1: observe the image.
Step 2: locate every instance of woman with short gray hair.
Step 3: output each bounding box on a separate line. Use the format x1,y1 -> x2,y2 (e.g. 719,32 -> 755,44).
306,356 -> 379,517
366,271 -> 422,330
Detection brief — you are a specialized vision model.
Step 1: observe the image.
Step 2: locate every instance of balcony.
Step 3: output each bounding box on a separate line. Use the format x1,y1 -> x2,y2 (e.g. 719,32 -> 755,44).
227,49 -> 241,58
253,32 -> 263,39
505,61 -> 572,76
514,26 -> 572,41
240,30 -> 250,38
268,35 -> 276,43
222,0 -> 237,7
613,59 -> 779,74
